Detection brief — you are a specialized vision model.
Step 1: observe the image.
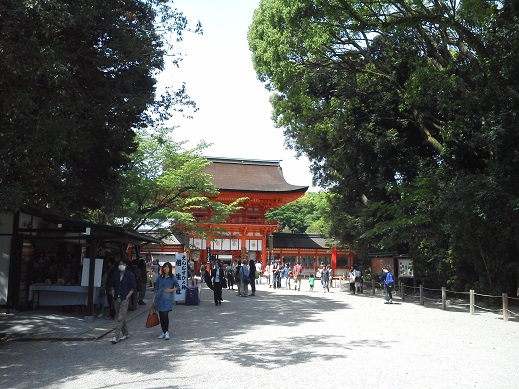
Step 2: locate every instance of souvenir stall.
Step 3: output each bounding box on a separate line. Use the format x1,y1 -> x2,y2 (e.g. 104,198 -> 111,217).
0,207 -> 160,318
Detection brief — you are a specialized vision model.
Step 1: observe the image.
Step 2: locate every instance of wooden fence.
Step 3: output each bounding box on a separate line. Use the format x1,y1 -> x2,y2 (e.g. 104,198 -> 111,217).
336,277 -> 519,322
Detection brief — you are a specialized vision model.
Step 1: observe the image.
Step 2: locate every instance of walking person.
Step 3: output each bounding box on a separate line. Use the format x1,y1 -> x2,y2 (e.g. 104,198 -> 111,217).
127,260 -> 141,311
380,267 -> 394,304
235,260 -> 242,296
255,261 -> 262,285
151,262 -> 180,340
293,261 -> 302,291
354,266 -> 363,294
151,260 -> 159,287
211,260 -> 225,305
225,262 -> 234,290
105,258 -> 117,319
239,259 -> 250,297
265,260 -> 272,286
281,263 -> 292,289
271,261 -> 280,288
137,259 -> 148,305
110,258 -> 136,344
249,259 -> 256,296
321,265 -> 330,292
308,273 -> 315,291
349,267 -> 356,294
200,263 -> 206,284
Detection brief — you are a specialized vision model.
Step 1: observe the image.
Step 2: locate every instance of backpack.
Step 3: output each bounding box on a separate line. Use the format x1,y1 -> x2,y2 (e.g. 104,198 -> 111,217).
385,272 -> 394,286
240,265 -> 250,284
226,268 -> 234,279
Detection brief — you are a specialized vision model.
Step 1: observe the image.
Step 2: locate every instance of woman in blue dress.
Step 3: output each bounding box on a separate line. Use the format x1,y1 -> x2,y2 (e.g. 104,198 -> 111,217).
151,262 -> 180,340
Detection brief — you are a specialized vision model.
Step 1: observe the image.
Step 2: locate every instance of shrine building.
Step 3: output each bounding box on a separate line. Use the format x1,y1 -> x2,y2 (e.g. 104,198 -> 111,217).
141,157 -> 357,276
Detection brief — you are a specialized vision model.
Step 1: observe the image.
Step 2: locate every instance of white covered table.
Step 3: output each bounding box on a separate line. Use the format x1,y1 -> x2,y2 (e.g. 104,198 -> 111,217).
29,284 -> 99,307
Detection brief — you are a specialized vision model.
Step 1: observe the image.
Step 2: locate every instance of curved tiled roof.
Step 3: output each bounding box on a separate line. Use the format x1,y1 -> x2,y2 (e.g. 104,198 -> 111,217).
205,157 -> 308,193
273,232 -> 328,249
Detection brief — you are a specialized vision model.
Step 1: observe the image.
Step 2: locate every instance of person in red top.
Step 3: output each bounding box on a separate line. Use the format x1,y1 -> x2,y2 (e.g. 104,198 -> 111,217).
293,261 -> 303,291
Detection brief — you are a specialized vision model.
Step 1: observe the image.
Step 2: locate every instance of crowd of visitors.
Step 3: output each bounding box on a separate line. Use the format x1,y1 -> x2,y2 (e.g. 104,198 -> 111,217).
104,256 -> 393,346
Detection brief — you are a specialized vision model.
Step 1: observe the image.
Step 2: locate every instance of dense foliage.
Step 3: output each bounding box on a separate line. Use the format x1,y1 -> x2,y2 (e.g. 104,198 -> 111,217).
265,192 -> 323,233
0,0 -> 198,214
249,0 -> 519,293
88,128 -> 243,240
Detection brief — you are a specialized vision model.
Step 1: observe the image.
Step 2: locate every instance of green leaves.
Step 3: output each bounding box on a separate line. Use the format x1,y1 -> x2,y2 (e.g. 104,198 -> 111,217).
0,0 -> 198,214
249,0 -> 519,293
265,192 -> 322,233
91,128 -> 240,240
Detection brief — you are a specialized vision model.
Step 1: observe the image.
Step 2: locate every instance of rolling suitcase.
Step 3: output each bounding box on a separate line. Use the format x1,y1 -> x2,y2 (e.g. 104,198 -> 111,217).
185,286 -> 199,305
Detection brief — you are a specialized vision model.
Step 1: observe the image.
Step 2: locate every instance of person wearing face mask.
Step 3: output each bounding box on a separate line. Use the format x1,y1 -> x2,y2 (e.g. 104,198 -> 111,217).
151,262 -> 180,340
109,258 -> 137,344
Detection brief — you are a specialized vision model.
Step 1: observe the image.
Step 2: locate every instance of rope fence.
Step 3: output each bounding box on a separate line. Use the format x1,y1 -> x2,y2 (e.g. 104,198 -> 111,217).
336,277 -> 519,322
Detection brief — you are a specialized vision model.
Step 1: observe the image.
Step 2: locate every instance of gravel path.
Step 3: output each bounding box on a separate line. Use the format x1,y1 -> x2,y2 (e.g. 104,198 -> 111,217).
1,281 -> 517,389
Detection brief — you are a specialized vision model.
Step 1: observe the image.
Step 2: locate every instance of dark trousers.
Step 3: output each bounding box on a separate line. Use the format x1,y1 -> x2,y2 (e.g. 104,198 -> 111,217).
273,274 -> 280,288
384,284 -> 393,301
138,282 -> 147,300
213,281 -> 222,304
159,311 -> 170,333
107,293 -> 115,318
130,289 -> 138,309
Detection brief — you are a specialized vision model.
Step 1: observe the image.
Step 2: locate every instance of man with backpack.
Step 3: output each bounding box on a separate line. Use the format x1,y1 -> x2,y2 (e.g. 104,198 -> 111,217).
380,267 -> 394,304
225,262 -> 234,290
239,259 -> 250,297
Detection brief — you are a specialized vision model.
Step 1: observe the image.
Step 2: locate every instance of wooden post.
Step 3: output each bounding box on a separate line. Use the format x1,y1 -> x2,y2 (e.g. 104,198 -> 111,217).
419,284 -> 424,305
371,278 -> 375,296
469,289 -> 475,315
502,293 -> 509,322
442,287 -> 446,310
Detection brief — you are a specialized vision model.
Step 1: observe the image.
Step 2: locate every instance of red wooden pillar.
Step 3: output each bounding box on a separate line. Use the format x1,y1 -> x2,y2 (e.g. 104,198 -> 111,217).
331,247 -> 337,270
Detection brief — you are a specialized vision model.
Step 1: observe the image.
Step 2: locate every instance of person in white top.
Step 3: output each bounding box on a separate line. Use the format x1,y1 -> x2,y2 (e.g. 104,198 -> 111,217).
255,261 -> 262,284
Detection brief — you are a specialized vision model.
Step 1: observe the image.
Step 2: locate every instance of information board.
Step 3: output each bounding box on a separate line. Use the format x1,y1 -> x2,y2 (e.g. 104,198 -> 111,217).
174,253 -> 188,303
399,259 -> 414,278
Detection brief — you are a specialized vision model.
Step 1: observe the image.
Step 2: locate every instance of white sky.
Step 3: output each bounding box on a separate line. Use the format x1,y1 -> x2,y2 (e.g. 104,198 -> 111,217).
157,0 -> 318,191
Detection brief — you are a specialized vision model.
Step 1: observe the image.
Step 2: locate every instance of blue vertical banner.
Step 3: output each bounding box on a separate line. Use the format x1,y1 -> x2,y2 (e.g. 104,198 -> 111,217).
174,253 -> 188,304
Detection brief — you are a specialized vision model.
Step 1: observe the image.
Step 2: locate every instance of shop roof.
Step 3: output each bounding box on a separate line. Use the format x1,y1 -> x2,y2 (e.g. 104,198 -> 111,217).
273,232 -> 328,249
205,157 -> 308,193
18,207 -> 162,246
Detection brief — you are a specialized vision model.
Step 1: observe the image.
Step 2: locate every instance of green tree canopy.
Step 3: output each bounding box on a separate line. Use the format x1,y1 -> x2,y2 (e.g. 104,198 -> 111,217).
265,192 -> 321,233
88,128 -> 243,240
249,0 -> 519,293
0,0 -> 199,214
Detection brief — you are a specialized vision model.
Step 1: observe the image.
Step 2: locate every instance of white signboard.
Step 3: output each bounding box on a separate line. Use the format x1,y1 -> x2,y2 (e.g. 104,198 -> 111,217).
399,259 -> 414,278
81,258 -> 103,287
174,253 -> 188,303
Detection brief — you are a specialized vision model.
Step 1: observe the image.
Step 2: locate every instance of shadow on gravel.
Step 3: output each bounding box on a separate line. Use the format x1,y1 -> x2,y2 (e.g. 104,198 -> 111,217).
0,286 -> 394,387
0,311 -> 87,336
